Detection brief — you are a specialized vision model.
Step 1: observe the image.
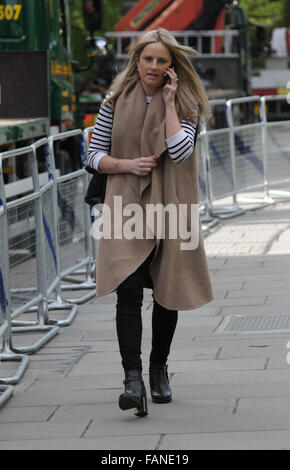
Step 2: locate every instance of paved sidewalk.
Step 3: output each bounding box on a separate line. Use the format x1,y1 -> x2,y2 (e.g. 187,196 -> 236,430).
1,199 -> 290,450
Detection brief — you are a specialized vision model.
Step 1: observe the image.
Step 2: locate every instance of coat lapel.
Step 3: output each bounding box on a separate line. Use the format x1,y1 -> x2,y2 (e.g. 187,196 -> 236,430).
139,86 -> 167,199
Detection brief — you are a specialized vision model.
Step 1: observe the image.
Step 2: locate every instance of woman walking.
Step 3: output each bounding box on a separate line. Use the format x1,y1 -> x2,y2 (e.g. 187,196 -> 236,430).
87,28 -> 213,417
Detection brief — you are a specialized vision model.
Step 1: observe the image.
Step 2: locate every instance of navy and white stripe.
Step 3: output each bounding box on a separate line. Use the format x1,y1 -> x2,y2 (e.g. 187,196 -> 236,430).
87,93 -> 197,172
87,95 -> 113,171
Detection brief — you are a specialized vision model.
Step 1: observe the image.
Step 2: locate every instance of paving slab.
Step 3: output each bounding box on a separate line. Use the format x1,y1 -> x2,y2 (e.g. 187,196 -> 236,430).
170,368 -> 290,386
0,405 -> 57,423
0,420 -> 90,441
227,288 -> 290,298
213,273 -> 290,282
242,280 -> 290,290
236,396 -> 290,416
218,344 -> 285,359
50,397 -> 236,425
169,357 -> 266,372
215,267 -> 290,275
25,374 -> 124,392
0,435 -> 160,450
267,353 -> 290,369
67,357 -> 266,378
2,389 -> 122,407
63,347 -> 219,365
160,430 -> 290,450
168,382 -> 290,399
83,400 -> 290,437
209,297 -> 267,307
6,381 -> 290,409
220,305 -> 290,315
194,333 -> 290,344
40,341 -> 119,353
266,295 -> 290,305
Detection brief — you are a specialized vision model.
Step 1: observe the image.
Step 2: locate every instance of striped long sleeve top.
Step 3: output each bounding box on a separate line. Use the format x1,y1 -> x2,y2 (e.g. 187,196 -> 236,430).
87,94 -> 197,172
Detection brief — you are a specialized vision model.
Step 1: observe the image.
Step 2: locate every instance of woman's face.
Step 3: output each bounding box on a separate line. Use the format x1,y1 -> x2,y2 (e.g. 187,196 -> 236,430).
137,42 -> 172,95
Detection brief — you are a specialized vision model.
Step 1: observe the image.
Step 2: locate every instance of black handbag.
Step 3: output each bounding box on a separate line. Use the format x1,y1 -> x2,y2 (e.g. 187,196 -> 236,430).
84,165 -> 107,206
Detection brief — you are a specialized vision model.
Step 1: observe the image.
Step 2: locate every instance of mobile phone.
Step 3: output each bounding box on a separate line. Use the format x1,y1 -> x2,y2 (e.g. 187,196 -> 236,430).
163,64 -> 174,85
163,72 -> 169,84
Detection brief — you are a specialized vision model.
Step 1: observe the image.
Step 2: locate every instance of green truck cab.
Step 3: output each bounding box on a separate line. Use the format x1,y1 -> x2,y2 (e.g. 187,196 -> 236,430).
0,0 -> 104,180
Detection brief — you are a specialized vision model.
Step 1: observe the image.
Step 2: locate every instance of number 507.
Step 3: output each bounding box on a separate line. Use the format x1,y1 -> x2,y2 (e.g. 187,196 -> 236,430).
0,4 -> 22,21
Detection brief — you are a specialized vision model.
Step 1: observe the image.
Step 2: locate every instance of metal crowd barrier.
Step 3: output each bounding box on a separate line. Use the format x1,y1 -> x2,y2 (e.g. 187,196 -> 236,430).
0,134 -> 89,397
224,96 -> 263,214
200,94 -> 290,219
0,151 -> 28,394
0,143 -> 59,353
199,99 -> 227,225
26,138 -> 78,325
260,95 -> 290,202
47,129 -> 96,304
0,190 -> 29,388
0,385 -> 14,409
196,127 -> 220,231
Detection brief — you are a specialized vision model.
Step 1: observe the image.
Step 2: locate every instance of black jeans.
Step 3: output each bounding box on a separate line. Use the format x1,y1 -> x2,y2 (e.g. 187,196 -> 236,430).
116,249 -> 178,373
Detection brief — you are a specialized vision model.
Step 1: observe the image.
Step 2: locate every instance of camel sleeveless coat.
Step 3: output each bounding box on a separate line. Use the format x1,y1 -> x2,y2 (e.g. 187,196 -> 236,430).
95,80 -> 213,310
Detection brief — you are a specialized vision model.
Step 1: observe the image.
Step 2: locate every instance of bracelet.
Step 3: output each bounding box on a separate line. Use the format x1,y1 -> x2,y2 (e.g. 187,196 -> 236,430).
114,158 -> 119,174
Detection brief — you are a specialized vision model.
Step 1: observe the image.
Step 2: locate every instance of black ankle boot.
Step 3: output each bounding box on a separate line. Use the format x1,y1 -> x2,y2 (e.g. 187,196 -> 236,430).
149,364 -> 172,403
119,370 -> 148,417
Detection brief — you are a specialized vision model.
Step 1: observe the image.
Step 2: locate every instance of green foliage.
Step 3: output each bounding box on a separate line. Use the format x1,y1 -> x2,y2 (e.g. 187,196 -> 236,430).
68,0 -> 89,64
68,0 -> 124,91
103,0 -> 124,31
239,0 -> 283,25
69,0 -> 124,50
238,0 -> 290,70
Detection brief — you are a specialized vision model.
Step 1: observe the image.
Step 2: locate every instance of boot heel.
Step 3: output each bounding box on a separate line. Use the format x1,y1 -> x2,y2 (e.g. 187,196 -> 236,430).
134,391 -> 148,417
119,370 -> 149,417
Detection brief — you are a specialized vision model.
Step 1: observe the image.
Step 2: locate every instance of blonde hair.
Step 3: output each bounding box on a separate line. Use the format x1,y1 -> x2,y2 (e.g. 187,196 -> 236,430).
104,28 -> 211,121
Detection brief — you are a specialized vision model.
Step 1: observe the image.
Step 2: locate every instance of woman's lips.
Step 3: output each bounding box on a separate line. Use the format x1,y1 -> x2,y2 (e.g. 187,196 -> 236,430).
147,73 -> 159,78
